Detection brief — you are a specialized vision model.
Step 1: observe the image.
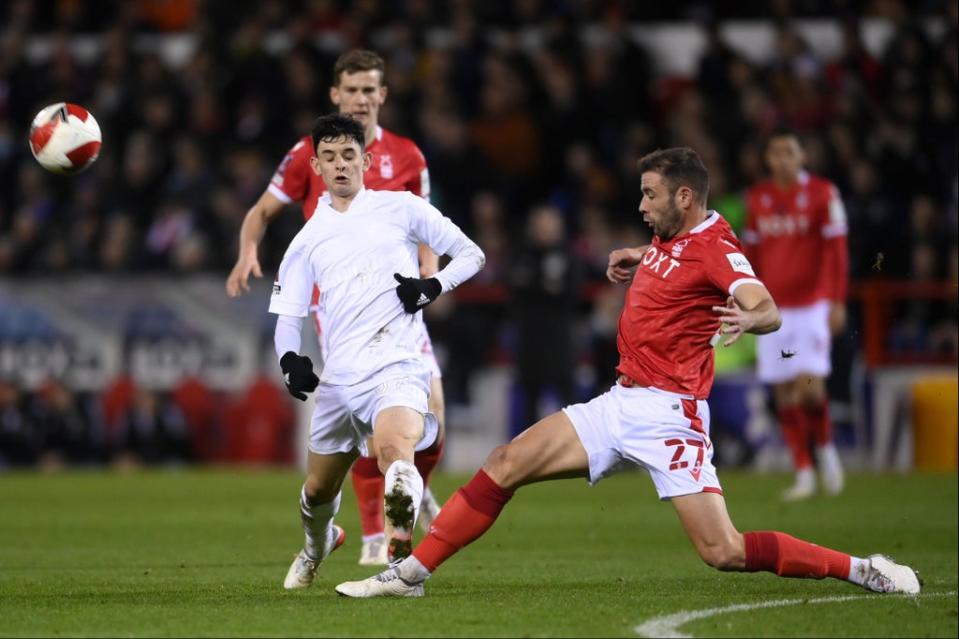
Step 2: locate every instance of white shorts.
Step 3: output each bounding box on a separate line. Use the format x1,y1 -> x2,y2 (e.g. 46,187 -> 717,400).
756,301 -> 831,384
312,308 -> 442,380
562,383 -> 722,500
308,360 -> 438,457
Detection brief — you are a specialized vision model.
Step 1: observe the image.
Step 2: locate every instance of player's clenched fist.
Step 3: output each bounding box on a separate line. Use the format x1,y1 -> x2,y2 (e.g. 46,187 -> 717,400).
394,273 -> 442,313
279,352 -> 319,401
606,245 -> 650,284
226,252 -> 263,297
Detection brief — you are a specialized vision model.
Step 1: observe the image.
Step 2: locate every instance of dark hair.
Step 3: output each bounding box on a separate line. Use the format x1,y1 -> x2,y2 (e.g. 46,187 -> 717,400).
332,49 -> 386,86
764,127 -> 802,152
636,147 -> 710,203
311,113 -> 365,154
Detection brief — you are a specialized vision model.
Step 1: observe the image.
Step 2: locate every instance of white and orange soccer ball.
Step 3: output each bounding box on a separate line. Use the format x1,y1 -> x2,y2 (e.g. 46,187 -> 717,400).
29,102 -> 102,174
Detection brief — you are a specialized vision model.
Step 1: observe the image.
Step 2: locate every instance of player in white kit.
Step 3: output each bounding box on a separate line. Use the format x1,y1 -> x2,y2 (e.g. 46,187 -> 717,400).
271,114 -> 484,589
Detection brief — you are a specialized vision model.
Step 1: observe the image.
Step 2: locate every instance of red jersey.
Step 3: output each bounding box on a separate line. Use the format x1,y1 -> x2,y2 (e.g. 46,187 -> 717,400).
267,125 -> 430,218
743,171 -> 848,308
617,212 -> 764,399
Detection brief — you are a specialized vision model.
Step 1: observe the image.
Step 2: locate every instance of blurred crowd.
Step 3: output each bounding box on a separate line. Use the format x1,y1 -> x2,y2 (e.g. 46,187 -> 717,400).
1,1 -> 957,467
0,374 -> 297,469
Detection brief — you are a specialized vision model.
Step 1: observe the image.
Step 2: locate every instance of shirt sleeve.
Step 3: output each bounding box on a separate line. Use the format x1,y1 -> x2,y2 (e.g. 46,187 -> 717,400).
404,143 -> 430,202
702,237 -> 765,297
274,314 -> 303,361
820,183 -> 849,301
268,239 -> 314,317
268,139 -> 311,204
406,194 -> 485,292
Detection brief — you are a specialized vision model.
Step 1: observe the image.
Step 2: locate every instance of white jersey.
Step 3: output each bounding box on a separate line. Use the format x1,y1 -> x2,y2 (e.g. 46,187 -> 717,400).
269,188 -> 483,385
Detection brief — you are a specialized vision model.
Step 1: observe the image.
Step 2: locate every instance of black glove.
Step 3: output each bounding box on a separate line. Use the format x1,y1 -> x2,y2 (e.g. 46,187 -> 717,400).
279,351 -> 319,401
393,273 -> 442,313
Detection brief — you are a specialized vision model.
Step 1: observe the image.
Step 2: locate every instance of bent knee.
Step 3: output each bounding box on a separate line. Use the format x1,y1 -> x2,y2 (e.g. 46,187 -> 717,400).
482,444 -> 519,489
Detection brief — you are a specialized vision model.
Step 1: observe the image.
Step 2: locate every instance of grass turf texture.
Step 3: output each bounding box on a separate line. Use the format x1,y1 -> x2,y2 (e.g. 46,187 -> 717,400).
0,469 -> 955,638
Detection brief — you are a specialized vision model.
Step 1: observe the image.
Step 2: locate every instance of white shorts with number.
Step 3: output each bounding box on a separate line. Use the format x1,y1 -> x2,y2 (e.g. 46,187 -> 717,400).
562,383 -> 722,500
308,360 -> 438,457
756,300 -> 831,384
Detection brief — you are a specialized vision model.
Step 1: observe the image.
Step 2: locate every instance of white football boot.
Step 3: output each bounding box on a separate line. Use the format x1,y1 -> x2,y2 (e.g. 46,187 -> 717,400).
861,555 -> 921,595
358,535 -> 389,566
418,488 -> 441,534
781,467 -> 816,501
335,567 -> 425,598
283,525 -> 346,590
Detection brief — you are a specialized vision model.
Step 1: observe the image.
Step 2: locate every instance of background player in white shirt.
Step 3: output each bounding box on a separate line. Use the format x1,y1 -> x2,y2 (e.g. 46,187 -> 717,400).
271,114 -> 484,589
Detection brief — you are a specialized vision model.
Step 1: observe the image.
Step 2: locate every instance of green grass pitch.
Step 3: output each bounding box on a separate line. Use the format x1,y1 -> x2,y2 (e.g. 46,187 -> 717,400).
0,468 -> 955,637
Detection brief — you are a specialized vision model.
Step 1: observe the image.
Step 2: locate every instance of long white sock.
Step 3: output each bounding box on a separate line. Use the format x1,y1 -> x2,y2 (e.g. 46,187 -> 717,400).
300,487 -> 341,561
383,460 -> 424,537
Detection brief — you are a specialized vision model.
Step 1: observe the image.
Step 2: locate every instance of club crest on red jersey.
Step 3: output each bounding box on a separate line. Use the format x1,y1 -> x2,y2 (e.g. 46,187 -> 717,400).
380,154 -> 394,179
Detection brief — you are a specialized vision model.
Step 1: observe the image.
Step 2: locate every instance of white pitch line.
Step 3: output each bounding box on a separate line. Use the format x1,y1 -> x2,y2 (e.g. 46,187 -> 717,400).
634,590 -> 957,638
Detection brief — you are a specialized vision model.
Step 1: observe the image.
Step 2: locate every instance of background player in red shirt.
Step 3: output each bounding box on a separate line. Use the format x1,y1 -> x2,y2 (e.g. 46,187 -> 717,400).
744,130 -> 848,501
336,147 -> 919,599
225,49 -> 445,566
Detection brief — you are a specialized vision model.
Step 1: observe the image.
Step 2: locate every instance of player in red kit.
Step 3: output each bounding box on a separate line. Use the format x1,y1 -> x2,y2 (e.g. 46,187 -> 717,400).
225,50 -> 445,566
335,147 -> 919,599
744,130 -> 848,501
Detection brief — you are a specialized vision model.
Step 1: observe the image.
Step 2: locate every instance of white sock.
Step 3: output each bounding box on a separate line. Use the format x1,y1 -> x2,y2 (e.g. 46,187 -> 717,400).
795,467 -> 816,487
300,487 -> 341,561
384,460 -> 424,536
847,556 -> 870,585
362,532 -> 386,543
396,555 -> 432,585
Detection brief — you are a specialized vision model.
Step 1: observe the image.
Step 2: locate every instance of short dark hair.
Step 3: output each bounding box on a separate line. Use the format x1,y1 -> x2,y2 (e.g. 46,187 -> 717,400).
332,49 -> 386,86
636,147 -> 710,203
311,113 -> 365,154
764,127 -> 802,152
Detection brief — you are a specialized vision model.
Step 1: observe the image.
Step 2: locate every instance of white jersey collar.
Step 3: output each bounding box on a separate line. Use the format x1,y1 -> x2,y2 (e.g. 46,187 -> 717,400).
690,210 -> 720,234
319,186 -> 368,210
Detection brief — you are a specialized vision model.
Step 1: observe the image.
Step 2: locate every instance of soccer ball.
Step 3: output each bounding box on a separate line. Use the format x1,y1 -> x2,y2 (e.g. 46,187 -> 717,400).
29,102 -> 102,174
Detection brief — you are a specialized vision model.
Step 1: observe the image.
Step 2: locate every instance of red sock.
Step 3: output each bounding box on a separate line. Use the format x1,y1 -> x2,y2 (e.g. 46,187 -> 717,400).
744,531 -> 851,580
414,437 -> 445,487
778,406 -> 813,469
350,456 -> 385,537
804,399 -> 833,447
412,469 -> 513,571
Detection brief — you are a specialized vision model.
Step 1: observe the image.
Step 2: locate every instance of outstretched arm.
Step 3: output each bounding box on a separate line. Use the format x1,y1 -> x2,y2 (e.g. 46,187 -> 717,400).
226,190 -> 287,297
